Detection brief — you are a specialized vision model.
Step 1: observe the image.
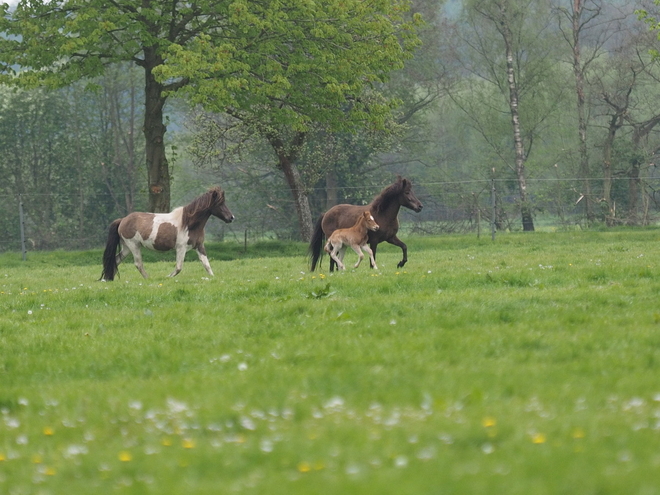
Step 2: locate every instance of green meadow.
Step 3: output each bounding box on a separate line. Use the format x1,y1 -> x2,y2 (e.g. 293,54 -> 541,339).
1,230 -> 660,494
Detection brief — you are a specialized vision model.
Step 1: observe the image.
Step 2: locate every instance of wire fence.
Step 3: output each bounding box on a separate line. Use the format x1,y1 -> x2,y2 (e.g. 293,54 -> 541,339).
1,176 -> 659,255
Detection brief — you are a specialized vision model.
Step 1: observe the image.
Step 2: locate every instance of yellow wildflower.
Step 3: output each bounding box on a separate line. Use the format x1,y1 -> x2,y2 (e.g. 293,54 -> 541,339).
118,451 -> 132,462
482,417 -> 497,428
531,433 -> 546,444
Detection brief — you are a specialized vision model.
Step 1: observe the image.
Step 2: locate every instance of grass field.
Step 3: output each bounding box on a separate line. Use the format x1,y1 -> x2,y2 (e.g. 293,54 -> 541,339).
1,229 -> 660,494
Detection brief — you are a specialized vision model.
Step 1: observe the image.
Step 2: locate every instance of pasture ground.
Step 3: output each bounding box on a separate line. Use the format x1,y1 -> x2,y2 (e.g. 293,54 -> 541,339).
1,229 -> 660,494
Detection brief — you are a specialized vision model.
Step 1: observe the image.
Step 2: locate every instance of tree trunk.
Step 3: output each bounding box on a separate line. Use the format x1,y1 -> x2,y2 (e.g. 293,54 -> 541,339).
571,0 -> 594,224
629,159 -> 640,224
280,157 -> 313,241
143,53 -> 170,213
267,130 -> 313,241
500,8 -> 534,231
629,116 -> 660,225
602,113 -> 622,226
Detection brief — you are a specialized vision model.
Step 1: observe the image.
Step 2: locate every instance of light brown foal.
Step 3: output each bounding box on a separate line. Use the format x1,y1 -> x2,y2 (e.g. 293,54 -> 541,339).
323,211 -> 379,270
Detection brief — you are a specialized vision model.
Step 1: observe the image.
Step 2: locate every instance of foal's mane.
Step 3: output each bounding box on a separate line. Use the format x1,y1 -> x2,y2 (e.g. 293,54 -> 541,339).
182,186 -> 225,228
370,176 -> 408,214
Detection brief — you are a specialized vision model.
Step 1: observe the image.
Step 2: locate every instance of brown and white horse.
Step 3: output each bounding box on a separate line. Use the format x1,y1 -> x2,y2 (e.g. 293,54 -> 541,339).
324,211 -> 379,270
100,186 -> 234,281
310,176 -> 423,271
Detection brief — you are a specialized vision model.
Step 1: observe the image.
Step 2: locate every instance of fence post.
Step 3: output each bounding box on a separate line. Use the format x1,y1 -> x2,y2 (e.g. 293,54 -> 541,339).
491,169 -> 496,241
473,192 -> 480,239
19,195 -> 27,261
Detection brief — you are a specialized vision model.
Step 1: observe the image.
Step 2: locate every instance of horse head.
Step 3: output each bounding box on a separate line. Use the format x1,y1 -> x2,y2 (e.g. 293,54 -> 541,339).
399,177 -> 423,213
363,211 -> 379,231
209,187 -> 235,223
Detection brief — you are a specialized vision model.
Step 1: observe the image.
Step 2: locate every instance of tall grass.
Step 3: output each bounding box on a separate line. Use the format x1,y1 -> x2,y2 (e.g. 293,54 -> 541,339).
1,230 -> 660,494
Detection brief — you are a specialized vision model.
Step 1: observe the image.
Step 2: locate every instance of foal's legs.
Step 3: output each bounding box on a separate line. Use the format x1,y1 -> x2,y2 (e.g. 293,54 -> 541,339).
328,243 -> 346,270
362,244 -> 378,270
349,244 -> 365,269
337,246 -> 347,269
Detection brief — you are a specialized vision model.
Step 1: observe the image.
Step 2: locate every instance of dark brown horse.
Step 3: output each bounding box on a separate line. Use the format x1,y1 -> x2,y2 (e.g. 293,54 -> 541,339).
309,176 -> 423,271
101,186 -> 234,281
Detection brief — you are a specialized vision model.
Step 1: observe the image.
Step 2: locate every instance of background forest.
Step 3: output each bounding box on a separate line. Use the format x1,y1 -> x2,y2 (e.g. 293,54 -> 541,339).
2,0 -> 660,252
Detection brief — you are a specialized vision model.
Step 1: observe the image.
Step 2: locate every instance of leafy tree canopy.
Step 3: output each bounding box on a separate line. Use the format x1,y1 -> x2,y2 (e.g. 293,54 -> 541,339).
157,0 -> 422,132
0,0 -> 421,128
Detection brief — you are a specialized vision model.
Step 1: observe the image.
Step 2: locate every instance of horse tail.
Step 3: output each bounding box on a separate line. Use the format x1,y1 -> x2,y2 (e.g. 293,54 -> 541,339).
100,218 -> 122,281
309,214 -> 325,271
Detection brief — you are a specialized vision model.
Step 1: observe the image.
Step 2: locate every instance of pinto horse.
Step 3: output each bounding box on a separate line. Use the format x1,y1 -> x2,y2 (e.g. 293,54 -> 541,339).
100,186 -> 234,281
324,211 -> 380,270
310,176 -> 423,272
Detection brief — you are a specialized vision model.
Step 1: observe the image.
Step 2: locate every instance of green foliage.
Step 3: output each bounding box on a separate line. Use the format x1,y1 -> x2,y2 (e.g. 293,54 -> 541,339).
158,0 -> 422,133
1,230 -> 660,493
306,282 -> 335,299
0,70 -> 147,251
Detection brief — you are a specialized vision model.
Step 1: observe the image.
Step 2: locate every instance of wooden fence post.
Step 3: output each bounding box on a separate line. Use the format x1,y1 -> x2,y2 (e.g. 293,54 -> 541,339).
19,195 -> 27,260
491,169 -> 496,242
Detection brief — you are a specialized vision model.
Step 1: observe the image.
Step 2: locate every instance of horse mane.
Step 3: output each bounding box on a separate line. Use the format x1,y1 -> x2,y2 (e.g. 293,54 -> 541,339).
182,186 -> 225,228
370,176 -> 409,213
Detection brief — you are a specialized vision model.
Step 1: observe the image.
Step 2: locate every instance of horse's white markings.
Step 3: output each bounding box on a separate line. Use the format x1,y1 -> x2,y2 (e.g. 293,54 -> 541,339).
198,253 -> 214,277
101,186 -> 234,280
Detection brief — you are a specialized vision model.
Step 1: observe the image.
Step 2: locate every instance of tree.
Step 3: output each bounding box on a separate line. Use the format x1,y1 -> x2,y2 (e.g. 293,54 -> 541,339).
0,0 -> 210,211
156,0 -> 421,240
0,0 -> 420,235
591,24 -> 660,225
447,0 -> 565,231
555,1 -> 632,224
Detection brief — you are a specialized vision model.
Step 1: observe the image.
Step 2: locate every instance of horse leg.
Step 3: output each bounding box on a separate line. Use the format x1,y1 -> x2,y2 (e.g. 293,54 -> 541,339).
126,243 -> 149,279
115,245 -> 130,266
369,242 -> 379,268
386,235 -> 408,268
330,244 -> 346,270
362,244 -> 378,270
350,244 -> 365,269
195,245 -> 214,277
337,246 -> 348,270
168,245 -> 188,277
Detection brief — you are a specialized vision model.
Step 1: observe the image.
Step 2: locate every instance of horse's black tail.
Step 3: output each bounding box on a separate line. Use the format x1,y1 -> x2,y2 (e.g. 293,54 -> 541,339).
100,219 -> 122,281
309,214 -> 325,271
